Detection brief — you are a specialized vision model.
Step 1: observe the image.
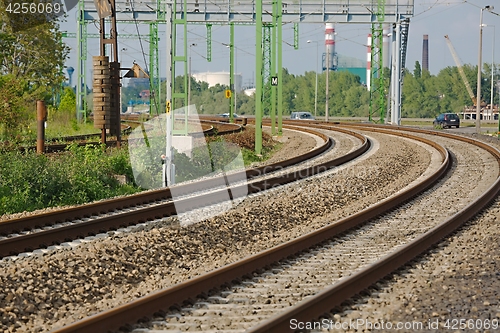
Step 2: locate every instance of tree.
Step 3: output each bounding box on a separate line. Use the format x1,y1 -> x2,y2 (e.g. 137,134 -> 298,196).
280,69 -> 298,114
434,66 -> 476,112
58,87 -> 76,113
0,22 -> 68,97
0,75 -> 29,139
0,6 -> 69,137
414,61 -> 422,79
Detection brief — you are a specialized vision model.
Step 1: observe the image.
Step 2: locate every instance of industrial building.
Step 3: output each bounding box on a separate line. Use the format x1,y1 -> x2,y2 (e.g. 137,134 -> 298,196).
337,55 -> 367,86
191,72 -> 243,92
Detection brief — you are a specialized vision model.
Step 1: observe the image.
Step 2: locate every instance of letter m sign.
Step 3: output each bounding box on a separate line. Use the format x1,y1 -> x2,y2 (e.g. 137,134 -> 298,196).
271,76 -> 278,86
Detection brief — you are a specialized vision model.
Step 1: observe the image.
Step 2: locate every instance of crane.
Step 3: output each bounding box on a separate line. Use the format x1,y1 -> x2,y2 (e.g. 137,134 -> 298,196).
444,35 -> 485,107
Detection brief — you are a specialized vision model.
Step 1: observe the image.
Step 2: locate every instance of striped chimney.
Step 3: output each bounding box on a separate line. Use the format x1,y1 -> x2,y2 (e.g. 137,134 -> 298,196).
422,34 -> 429,71
325,23 -> 335,71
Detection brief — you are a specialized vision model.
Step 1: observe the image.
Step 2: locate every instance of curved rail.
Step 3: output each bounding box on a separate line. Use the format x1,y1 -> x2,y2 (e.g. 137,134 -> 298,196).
0,125 -> 344,257
247,124 -> 500,332
49,125 -> 452,333
18,120 -> 240,153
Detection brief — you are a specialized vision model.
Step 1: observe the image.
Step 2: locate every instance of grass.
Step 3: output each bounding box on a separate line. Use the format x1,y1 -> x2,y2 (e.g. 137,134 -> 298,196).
400,120 -> 434,126
0,144 -> 140,216
45,121 -> 98,139
13,114 -> 100,145
45,111 -> 100,138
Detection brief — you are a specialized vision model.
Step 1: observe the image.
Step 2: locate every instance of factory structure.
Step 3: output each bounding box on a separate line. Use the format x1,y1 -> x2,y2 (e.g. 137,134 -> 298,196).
190,24 -> 367,92
422,34 -> 429,71
338,56 -> 367,85
188,26 -> 439,100
186,24 -> 368,93
191,72 -> 243,93
323,23 -> 338,71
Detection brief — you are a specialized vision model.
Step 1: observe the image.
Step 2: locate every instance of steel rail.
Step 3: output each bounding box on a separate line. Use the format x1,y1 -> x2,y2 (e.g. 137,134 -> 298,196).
0,126 -> 356,257
334,122 -> 500,164
18,120 -> 238,153
50,128 -> 449,333
247,124 -> 500,333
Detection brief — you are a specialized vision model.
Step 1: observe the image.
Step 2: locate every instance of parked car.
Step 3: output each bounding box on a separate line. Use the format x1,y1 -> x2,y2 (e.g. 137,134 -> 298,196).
433,113 -> 460,128
290,111 -> 315,120
218,113 -> 239,118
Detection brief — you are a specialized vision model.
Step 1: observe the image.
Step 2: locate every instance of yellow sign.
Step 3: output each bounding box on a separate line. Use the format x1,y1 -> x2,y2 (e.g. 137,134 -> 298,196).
225,90 -> 232,99
166,101 -> 171,113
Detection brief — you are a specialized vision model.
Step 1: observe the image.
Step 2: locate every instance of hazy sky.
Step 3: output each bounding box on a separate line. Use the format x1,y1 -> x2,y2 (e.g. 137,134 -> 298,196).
61,0 -> 500,86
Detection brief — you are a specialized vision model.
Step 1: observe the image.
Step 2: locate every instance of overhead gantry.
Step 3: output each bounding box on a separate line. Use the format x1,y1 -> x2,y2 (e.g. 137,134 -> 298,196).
73,0 -> 414,154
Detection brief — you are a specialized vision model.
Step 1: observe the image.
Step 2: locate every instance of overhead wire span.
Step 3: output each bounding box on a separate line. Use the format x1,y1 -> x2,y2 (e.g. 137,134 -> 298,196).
412,0 -> 464,20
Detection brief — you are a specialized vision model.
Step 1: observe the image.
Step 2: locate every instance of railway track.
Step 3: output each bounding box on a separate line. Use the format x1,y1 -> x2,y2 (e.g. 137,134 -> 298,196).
45,124 -> 500,333
18,119 -> 241,153
0,122 -> 498,331
0,125 -> 369,258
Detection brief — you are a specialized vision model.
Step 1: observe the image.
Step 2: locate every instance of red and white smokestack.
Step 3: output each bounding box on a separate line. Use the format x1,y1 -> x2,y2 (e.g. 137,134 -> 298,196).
325,23 -> 335,71
367,34 -> 371,90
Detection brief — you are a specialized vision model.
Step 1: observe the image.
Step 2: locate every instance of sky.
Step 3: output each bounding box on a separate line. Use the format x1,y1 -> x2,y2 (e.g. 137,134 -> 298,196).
60,0 -> 500,87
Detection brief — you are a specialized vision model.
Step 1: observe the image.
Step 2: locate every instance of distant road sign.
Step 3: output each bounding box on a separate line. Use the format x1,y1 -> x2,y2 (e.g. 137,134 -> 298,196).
225,90 -> 232,99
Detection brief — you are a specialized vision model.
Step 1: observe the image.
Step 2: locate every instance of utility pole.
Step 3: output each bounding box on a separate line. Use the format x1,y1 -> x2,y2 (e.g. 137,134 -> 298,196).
307,40 -> 318,117
477,5 -> 494,133
188,43 -> 196,108
325,45 -> 329,122
483,24 -> 495,120
230,23 -> 235,123
477,7 -> 485,133
164,1 -> 174,187
491,27 -> 495,120
255,0 -> 263,155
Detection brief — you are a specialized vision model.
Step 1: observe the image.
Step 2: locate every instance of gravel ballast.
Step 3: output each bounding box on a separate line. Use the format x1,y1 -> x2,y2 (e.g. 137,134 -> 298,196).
0,131 -> 435,332
314,198 -> 500,333
132,131 -> 500,333
310,133 -> 500,333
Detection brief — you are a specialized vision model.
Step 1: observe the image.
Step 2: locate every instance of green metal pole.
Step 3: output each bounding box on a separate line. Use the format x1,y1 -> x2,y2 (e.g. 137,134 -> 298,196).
171,0 -> 188,135
165,0 -> 173,186
149,22 -> 160,115
270,0 -> 277,135
206,24 -> 212,62
293,23 -> 299,50
183,0 -> 188,134
230,23 -> 235,123
171,1 -> 176,100
76,0 -> 87,123
277,0 -> 282,135
255,0 -> 263,155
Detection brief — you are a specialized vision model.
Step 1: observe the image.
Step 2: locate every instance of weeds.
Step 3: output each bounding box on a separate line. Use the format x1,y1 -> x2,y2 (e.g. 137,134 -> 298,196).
221,129 -> 277,165
0,144 -> 139,215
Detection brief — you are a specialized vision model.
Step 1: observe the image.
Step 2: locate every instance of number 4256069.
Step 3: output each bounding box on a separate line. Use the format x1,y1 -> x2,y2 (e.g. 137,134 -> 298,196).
5,2 -> 62,14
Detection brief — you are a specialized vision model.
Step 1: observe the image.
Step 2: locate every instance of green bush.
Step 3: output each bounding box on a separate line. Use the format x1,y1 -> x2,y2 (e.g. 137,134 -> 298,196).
0,145 -> 140,215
